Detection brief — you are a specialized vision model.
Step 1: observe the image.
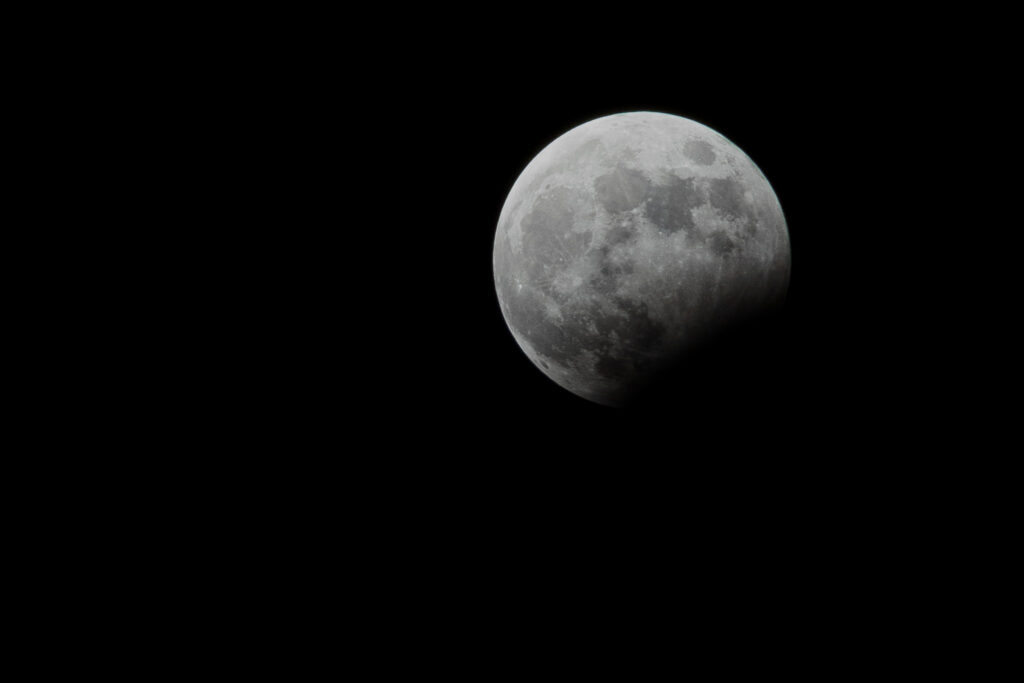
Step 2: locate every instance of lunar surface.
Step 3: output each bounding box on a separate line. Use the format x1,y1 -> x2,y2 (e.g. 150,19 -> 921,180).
493,112 -> 790,406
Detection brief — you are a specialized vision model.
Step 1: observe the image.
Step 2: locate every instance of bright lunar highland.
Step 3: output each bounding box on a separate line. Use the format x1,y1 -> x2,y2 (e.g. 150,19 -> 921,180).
493,112 -> 791,406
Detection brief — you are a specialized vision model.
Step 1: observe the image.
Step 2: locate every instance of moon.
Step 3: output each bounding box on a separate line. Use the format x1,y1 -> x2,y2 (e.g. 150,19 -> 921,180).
492,112 -> 791,407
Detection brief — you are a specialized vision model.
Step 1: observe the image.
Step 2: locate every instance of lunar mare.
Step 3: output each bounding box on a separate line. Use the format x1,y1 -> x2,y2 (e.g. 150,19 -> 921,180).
493,112 -> 790,406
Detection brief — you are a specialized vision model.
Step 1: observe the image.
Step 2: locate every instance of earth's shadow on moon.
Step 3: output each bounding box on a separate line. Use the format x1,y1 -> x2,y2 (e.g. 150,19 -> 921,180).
614,306 -> 794,416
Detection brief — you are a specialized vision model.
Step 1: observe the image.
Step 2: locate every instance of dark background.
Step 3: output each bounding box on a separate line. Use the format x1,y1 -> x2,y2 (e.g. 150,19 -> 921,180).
193,13 -> 1010,538
43,12 -> 1008,659
183,13 -> 1003,572
233,27 -> 989,550
237,22 -> 1004,634
353,42 -> 948,455
215,17 -> 996,463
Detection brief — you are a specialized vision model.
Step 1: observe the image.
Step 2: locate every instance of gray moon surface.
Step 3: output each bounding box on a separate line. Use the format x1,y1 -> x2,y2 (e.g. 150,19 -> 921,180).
493,112 -> 791,406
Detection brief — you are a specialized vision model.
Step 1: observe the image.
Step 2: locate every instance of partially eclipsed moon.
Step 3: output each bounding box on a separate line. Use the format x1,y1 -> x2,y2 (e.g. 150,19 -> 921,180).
493,112 -> 791,406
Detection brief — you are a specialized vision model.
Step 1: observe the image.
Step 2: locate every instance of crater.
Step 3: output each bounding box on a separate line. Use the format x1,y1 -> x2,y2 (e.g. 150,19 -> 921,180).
708,230 -> 736,257
615,298 -> 666,355
707,177 -> 746,220
590,260 -> 631,295
520,186 -> 590,288
593,166 -> 651,213
645,174 -> 703,237
596,354 -> 630,380
606,221 -> 638,246
590,298 -> 666,380
501,286 -> 577,365
684,139 -> 716,165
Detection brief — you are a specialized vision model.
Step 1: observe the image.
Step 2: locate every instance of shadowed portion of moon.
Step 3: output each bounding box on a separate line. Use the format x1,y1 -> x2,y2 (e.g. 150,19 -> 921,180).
493,112 -> 790,406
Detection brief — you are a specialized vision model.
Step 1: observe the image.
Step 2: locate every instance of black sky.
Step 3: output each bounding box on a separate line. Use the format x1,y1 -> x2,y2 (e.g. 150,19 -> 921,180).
361,51 -> 930,445
228,16 -> 995,503
129,13 -> 1013,646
